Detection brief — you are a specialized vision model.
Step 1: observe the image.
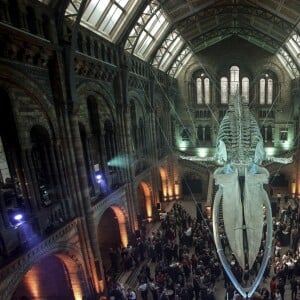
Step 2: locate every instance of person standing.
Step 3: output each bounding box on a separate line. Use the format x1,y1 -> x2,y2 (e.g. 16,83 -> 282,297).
126,288 -> 136,300
290,275 -> 298,300
274,289 -> 282,300
270,276 -> 277,300
138,282 -> 148,300
277,278 -> 285,300
148,278 -> 158,300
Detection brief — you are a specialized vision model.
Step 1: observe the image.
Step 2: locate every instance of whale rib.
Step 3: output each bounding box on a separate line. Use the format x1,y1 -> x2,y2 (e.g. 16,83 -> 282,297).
244,166 -> 269,268
214,168 -> 245,269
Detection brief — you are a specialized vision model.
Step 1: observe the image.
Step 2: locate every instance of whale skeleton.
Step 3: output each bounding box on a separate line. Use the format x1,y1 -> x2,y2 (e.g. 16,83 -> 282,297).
180,94 -> 292,298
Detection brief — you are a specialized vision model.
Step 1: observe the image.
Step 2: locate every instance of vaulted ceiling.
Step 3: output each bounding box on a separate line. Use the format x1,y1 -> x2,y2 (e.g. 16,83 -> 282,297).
161,0 -> 300,54
42,0 -> 300,77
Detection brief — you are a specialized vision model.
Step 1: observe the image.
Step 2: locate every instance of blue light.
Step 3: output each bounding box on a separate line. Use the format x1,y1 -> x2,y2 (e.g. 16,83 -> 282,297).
14,213 -> 23,221
96,174 -> 102,184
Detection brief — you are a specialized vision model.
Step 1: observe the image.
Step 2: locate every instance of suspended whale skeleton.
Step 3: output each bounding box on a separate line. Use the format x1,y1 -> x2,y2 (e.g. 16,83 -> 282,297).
180,94 -> 292,298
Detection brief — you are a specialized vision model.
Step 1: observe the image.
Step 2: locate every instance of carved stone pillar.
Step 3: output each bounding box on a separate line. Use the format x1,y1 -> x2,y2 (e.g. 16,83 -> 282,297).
52,139 -> 74,218
49,138 -> 65,206
69,115 -> 91,212
117,61 -> 138,232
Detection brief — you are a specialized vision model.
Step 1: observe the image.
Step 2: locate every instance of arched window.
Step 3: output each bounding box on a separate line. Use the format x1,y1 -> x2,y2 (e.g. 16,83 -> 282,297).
204,78 -> 210,104
267,78 -> 273,104
230,66 -> 239,95
219,66 -> 250,104
242,77 -> 249,103
196,73 -> 210,104
196,78 -> 203,104
259,79 -> 266,104
259,74 -> 274,105
220,77 -> 228,104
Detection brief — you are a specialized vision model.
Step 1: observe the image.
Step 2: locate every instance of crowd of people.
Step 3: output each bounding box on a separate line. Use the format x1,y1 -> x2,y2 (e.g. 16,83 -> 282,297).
105,197 -> 300,300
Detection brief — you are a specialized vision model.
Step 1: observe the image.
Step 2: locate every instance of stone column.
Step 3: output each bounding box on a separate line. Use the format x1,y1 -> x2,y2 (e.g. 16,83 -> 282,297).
49,139 -> 68,213
117,60 -> 139,232
292,79 -> 300,196
69,114 -> 103,292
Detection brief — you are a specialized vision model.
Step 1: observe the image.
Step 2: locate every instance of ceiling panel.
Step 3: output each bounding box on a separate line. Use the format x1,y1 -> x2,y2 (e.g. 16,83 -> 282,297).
160,0 -> 300,53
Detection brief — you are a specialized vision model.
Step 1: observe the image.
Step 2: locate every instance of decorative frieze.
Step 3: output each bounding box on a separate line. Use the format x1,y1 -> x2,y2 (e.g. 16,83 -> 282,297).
74,55 -> 117,82
0,28 -> 53,68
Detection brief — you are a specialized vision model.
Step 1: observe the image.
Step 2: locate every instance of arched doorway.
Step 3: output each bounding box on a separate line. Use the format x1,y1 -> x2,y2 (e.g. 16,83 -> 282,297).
137,181 -> 152,223
0,89 -> 28,227
11,254 -> 84,300
97,206 -> 127,276
159,167 -> 168,202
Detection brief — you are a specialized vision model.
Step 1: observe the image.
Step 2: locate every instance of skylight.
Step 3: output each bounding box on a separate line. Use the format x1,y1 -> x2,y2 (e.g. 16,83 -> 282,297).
168,47 -> 193,78
66,0 -> 138,42
277,48 -> 300,79
124,1 -> 170,60
286,33 -> 300,67
152,31 -> 185,72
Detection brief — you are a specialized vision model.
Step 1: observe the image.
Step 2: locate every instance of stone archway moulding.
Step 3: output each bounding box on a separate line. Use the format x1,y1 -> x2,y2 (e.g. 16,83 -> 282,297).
0,221 -> 87,300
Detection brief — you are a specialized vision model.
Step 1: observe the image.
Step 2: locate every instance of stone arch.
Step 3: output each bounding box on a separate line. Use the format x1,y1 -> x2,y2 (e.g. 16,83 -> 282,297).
254,61 -> 286,84
253,61 -> 287,106
110,205 -> 128,248
4,242 -> 89,300
96,205 -> 128,272
0,79 -> 57,149
0,89 -> 57,216
128,90 -> 146,111
137,181 -> 153,222
76,81 -> 116,123
183,61 -> 213,82
29,124 -> 55,199
94,199 -> 129,233
216,60 -> 253,78
159,167 -> 168,202
128,91 -> 147,153
0,64 -> 55,126
75,83 -> 118,169
11,254 -> 84,300
24,119 -> 54,146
